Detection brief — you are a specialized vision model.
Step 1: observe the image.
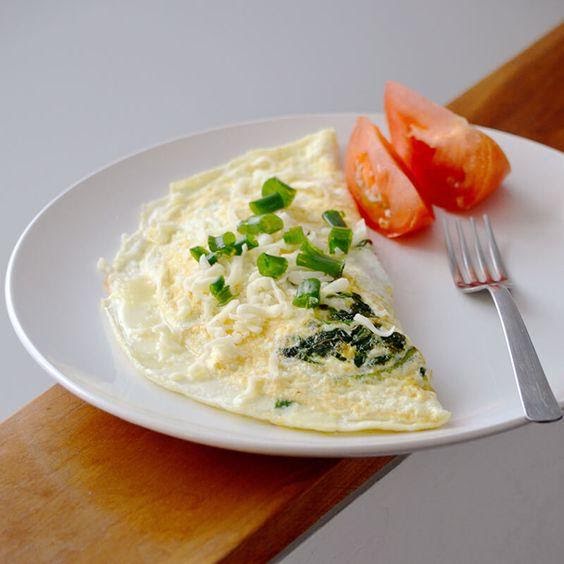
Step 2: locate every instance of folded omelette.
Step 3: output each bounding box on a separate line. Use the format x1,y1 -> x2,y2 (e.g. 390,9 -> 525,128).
102,129 -> 450,432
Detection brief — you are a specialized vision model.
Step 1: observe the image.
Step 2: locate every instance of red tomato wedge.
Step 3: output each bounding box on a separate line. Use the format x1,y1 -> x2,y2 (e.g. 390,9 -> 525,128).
345,117 -> 434,237
384,81 -> 511,211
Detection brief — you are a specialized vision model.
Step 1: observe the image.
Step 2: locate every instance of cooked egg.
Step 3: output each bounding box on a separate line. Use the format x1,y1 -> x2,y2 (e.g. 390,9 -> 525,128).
102,129 -> 450,432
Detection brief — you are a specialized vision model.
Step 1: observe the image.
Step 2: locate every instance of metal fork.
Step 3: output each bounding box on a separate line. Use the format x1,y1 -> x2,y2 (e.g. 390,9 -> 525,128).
442,214 -> 562,423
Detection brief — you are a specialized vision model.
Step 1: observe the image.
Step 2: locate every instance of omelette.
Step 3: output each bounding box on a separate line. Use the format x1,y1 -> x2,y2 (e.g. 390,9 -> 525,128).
102,129 -> 450,432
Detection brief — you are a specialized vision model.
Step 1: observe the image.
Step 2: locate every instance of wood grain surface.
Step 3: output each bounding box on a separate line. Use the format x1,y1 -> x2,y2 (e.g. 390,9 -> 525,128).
1,23 -> 563,564
0,387 -> 394,563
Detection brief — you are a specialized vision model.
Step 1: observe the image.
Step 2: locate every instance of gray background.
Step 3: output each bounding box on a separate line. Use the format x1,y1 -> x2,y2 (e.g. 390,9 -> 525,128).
2,2 -> 563,563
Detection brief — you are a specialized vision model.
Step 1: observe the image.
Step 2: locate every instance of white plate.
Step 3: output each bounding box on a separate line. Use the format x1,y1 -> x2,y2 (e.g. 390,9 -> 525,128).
6,114 -> 564,457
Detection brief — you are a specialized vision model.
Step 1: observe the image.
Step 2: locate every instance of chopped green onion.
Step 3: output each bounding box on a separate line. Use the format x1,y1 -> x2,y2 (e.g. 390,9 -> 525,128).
257,253 -> 288,278
296,252 -> 344,278
249,193 -> 284,214
293,278 -> 321,308
262,177 -> 296,207
205,253 -> 218,265
299,237 -> 345,276
190,246 -> 208,262
209,275 -> 226,294
237,213 -> 284,235
328,227 -> 352,254
208,231 -> 236,255
246,234 -> 259,248
300,237 -> 325,256
209,275 -> 235,306
189,246 -> 218,265
258,213 -> 284,234
234,234 -> 259,255
283,226 -> 306,245
297,237 -> 344,278
237,217 -> 258,235
322,210 -> 347,227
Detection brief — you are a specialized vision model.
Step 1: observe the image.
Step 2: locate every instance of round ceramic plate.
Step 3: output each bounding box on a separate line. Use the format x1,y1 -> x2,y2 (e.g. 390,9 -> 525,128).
6,114 -> 564,457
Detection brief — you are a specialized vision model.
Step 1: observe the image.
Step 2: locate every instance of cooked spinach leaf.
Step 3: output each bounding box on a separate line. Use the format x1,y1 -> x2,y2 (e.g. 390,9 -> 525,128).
366,354 -> 391,367
318,292 -> 378,324
349,292 -> 376,317
382,331 -> 406,353
281,328 -> 351,362
356,239 -> 373,248
350,325 -> 376,367
274,399 -> 294,409
386,347 -> 416,370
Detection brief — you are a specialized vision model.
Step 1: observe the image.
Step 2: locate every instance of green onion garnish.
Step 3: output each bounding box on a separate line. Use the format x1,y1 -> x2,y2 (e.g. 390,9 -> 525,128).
296,252 -> 344,278
293,278 -> 321,308
206,253 -> 218,265
257,253 -> 288,279
246,234 -> 259,248
190,246 -> 218,265
209,275 -> 235,306
297,238 -> 344,278
234,234 -> 258,255
237,213 -> 284,235
322,209 -> 347,227
262,177 -> 296,207
249,193 -> 284,215
300,237 -> 324,256
190,246 -> 208,262
208,231 -> 236,255
328,227 -> 352,254
283,226 -> 306,245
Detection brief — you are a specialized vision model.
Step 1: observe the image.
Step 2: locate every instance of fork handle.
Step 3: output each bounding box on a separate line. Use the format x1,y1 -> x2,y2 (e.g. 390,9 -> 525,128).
488,285 -> 562,422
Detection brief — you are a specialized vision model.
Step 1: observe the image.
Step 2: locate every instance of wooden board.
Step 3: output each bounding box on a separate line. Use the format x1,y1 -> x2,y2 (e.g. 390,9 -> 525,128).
0,386 -> 395,563
1,23 -> 563,564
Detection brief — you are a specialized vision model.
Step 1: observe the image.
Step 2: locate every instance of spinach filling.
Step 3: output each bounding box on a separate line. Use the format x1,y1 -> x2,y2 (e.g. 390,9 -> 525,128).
274,399 -> 294,409
280,291 -> 420,376
351,347 -> 417,380
281,328 -> 351,363
316,292 -> 376,324
351,325 -> 376,367
381,331 -> 406,354
280,326 -> 412,368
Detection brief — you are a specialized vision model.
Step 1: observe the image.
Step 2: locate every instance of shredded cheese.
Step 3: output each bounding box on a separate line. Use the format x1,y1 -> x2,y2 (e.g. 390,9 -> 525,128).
321,277 -> 350,296
353,313 -> 396,337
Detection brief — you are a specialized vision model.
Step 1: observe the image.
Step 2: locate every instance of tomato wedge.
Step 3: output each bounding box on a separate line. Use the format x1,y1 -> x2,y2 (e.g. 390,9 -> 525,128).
345,117 -> 434,237
384,81 -> 510,211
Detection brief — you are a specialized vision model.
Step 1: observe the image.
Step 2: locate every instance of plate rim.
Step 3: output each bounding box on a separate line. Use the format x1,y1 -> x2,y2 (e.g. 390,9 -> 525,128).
7,112 -> 563,457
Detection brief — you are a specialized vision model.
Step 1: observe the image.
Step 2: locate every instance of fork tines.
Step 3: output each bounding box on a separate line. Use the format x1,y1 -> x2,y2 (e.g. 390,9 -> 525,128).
442,214 -> 508,290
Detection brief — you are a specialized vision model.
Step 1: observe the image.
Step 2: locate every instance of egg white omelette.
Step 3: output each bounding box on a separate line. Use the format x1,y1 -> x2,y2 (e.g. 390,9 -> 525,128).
102,129 -> 450,432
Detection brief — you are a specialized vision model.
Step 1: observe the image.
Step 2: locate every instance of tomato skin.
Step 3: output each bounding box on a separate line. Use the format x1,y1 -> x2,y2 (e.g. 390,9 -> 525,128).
345,117 -> 434,238
384,81 -> 510,211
